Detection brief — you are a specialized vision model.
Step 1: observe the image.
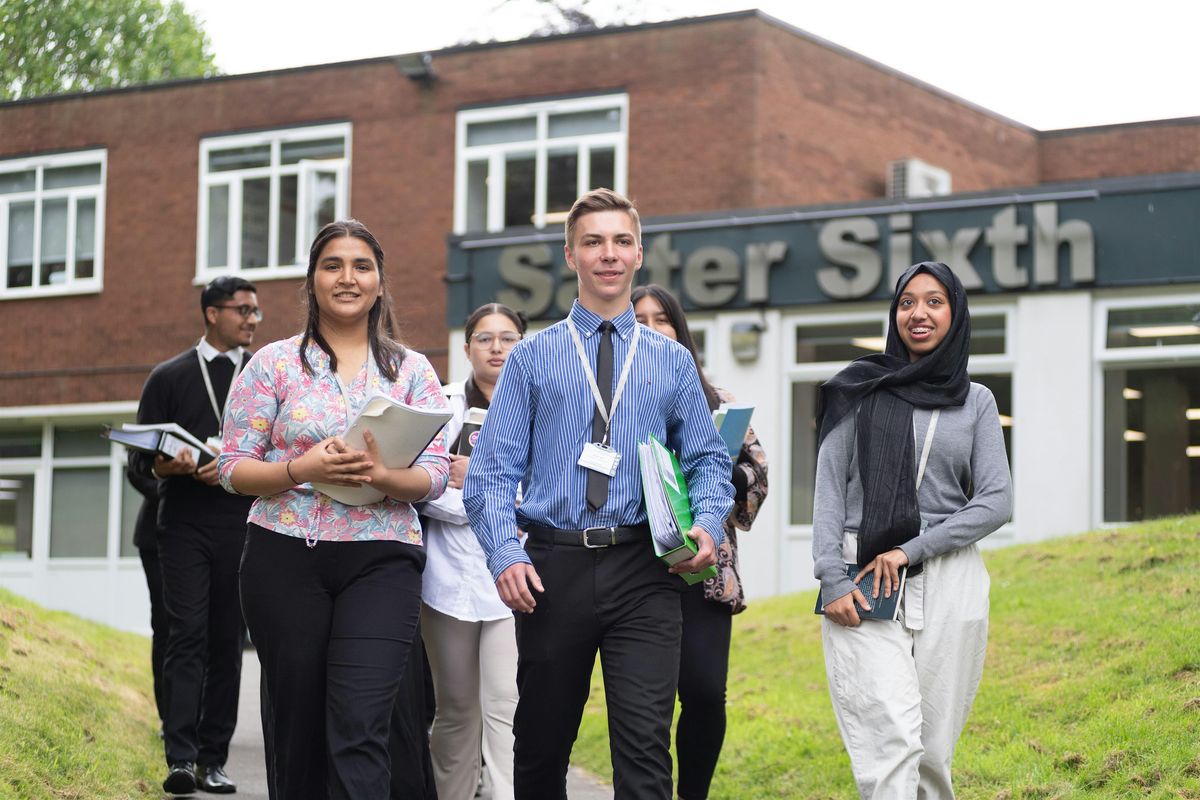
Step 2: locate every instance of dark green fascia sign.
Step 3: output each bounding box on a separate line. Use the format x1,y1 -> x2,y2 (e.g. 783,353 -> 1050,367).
446,175 -> 1200,324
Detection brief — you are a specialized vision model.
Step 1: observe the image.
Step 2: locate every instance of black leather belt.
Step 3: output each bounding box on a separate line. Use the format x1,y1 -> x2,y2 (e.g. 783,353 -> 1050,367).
525,523 -> 650,548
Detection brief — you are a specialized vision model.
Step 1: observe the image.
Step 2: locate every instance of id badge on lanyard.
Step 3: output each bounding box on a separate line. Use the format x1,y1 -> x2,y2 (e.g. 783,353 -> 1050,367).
566,318 -> 639,478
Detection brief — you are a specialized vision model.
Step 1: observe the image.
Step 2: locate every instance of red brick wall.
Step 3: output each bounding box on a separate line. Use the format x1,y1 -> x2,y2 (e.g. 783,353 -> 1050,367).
1038,118 -> 1200,183
751,23 -> 1039,206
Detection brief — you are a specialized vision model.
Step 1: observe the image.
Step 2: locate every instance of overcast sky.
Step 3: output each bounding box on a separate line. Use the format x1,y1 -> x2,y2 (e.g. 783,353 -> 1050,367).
179,0 -> 1197,131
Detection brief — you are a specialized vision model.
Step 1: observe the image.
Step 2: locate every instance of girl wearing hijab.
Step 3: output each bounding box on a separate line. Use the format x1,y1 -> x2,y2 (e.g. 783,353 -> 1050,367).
632,284 -> 769,800
812,261 -> 1012,799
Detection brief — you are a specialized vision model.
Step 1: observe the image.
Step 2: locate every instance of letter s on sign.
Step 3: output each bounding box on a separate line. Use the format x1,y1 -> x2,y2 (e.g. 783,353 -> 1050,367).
816,217 -> 881,300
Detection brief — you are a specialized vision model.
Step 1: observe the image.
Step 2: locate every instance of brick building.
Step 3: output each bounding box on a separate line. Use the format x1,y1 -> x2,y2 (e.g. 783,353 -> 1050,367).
1,10 -> 1197,631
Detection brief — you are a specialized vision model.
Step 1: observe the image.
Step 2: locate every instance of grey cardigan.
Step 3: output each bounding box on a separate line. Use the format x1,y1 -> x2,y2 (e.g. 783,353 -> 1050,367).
812,382 -> 1013,604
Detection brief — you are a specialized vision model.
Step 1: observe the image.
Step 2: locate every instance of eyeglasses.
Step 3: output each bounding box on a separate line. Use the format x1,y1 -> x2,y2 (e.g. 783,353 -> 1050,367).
469,332 -> 522,349
213,304 -> 264,322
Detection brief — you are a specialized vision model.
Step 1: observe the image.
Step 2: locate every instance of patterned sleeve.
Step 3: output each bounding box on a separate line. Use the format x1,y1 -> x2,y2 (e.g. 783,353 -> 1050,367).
218,346 -> 280,493
716,387 -> 768,532
404,353 -> 451,504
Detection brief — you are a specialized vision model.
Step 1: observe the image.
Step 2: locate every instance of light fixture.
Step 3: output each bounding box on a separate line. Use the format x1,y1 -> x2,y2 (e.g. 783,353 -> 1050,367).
1127,324 -> 1200,338
851,336 -> 886,352
1187,408 -> 1200,420
393,52 -> 436,84
1123,387 -> 1143,400
730,321 -> 766,363
1124,430 -> 1146,442
1188,446 -> 1200,458
997,414 -> 1013,428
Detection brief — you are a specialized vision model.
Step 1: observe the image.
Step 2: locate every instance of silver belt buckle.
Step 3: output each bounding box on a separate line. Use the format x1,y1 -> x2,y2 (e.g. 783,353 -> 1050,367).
582,526 -> 616,548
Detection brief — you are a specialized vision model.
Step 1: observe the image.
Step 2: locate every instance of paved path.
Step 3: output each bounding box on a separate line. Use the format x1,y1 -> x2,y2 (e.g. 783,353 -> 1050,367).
221,651 -> 612,799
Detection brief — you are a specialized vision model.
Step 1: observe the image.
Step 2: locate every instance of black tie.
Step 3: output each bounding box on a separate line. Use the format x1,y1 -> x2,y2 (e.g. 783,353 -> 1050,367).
207,356 -> 236,418
587,321 -> 615,511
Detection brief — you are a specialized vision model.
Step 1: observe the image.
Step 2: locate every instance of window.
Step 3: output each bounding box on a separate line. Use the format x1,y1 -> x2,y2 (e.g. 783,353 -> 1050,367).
0,150 -> 105,298
1098,297 -> 1200,522
786,309 -> 1013,527
455,94 -> 627,233
198,124 -> 350,279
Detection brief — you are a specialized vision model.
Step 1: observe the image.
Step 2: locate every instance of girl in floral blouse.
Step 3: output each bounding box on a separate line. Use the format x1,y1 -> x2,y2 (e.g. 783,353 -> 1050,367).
632,284 -> 769,800
218,219 -> 450,800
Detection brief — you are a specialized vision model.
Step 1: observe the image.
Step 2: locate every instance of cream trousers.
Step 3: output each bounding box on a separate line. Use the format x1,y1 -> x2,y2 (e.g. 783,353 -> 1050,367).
422,604 -> 519,800
821,542 -> 990,800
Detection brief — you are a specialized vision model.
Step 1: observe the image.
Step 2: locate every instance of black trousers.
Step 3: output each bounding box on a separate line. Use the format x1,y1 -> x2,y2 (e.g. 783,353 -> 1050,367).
514,536 -> 683,800
675,582 -> 733,800
138,543 -> 169,724
388,622 -> 438,800
158,520 -> 246,766
240,524 -> 423,800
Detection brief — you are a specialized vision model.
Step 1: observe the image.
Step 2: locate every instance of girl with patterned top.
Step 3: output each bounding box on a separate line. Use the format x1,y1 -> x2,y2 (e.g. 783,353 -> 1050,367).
218,220 -> 450,800
632,284 -> 769,800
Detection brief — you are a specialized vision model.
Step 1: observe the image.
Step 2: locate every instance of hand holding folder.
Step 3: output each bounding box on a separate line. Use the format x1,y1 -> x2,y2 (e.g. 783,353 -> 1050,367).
637,435 -> 719,585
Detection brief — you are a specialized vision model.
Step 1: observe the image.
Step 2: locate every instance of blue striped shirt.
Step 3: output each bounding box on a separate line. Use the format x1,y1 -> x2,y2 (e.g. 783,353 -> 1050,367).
464,301 -> 734,580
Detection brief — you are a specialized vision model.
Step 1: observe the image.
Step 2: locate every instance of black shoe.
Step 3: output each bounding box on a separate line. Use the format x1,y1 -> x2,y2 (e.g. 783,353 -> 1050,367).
196,764 -> 237,794
163,762 -> 197,795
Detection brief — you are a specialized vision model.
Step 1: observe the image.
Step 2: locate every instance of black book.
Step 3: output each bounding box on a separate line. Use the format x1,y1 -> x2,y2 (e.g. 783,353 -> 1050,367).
456,407 -> 487,456
814,564 -> 907,621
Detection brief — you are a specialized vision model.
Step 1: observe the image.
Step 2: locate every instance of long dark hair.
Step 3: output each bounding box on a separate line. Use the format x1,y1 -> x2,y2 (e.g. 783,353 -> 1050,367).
631,284 -> 720,411
299,219 -> 405,381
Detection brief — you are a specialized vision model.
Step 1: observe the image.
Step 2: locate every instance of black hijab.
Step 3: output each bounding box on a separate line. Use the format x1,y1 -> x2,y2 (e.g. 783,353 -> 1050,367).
816,261 -> 972,567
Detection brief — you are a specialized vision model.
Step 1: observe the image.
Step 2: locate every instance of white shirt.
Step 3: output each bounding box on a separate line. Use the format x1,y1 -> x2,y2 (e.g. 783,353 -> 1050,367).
419,382 -> 512,621
196,337 -> 244,363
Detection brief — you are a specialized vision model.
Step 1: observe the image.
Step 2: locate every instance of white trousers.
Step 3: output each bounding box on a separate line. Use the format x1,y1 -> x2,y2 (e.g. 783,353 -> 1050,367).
822,543 -> 990,800
422,604 -> 519,800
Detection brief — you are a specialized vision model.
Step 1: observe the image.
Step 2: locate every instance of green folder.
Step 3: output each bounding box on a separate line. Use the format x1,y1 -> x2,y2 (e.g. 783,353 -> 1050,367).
637,435 -> 719,586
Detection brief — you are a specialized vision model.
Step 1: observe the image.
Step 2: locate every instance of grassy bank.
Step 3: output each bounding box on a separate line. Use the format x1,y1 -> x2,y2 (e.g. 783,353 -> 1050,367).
0,589 -> 160,799
574,515 -> 1200,799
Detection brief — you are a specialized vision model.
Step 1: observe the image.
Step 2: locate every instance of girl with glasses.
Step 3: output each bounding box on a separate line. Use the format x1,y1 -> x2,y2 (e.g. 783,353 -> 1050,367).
420,302 -> 526,800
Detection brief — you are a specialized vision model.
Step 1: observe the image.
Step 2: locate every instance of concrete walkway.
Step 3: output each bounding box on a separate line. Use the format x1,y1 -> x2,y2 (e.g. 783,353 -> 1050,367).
221,651 -> 612,799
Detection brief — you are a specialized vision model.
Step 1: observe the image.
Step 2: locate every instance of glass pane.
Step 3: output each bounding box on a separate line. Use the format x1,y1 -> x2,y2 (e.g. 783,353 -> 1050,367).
1107,304 -> 1200,349
466,117 -> 537,147
969,314 -> 1006,356
75,197 -> 96,279
50,467 -> 109,557
281,137 -> 344,164
789,381 -> 820,525
240,178 -> 270,269
0,170 -> 35,194
120,477 -> 140,558
208,144 -> 271,173
0,424 -> 41,458
40,197 -> 68,285
207,184 -> 229,268
590,147 -> 615,191
7,201 -> 35,288
310,171 -> 337,242
546,150 -> 578,217
1103,366 -> 1200,522
54,425 -> 110,457
465,160 -> 488,232
43,163 -> 102,189
503,155 -> 536,229
0,475 -> 34,559
796,320 -> 885,363
693,329 -> 707,369
278,175 -> 297,266
548,108 -> 621,138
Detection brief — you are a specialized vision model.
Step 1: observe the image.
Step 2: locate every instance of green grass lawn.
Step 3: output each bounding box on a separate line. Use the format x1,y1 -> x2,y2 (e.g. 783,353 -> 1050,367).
573,515 -> 1200,799
0,588 -> 161,799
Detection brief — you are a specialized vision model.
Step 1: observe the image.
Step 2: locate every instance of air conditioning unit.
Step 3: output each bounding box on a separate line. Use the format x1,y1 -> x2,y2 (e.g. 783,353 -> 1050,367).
887,158 -> 952,199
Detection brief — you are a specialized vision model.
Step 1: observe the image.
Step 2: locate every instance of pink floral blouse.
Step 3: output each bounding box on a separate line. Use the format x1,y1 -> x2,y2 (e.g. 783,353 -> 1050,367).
218,335 -> 450,545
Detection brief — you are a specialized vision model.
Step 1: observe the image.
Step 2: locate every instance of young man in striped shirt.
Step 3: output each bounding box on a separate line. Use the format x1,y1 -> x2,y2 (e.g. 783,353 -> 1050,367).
464,188 -> 734,799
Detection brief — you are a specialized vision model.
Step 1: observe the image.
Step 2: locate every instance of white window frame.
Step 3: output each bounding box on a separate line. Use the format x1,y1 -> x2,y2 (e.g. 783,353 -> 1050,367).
0,149 -> 106,300
196,123 -> 351,283
780,303 -> 1015,542
1092,291 -> 1200,526
454,93 -> 629,234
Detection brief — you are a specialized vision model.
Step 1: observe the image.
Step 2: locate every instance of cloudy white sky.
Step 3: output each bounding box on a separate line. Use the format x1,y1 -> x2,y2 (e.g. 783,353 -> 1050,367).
179,0 -> 1197,131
